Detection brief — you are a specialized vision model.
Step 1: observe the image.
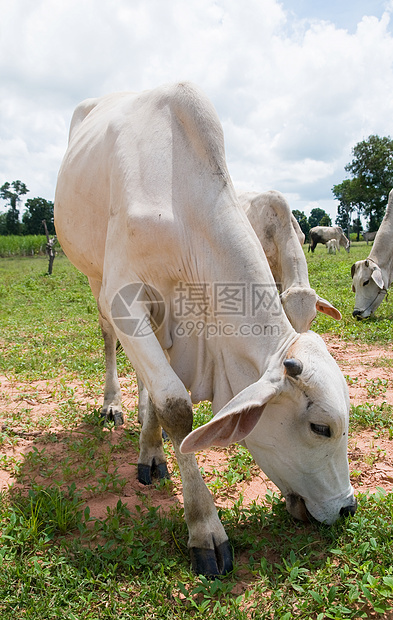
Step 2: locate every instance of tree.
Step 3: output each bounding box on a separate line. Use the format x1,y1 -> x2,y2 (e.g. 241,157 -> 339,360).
319,213 -> 332,226
292,209 -> 310,239
343,134 -> 393,228
22,197 -> 55,235
352,217 -> 363,240
332,178 -> 365,239
0,213 -> 7,235
308,207 -> 331,229
0,180 -> 29,235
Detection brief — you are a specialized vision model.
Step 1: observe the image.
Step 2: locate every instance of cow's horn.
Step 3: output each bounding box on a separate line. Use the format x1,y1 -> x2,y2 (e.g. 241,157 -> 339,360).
284,358 -> 303,377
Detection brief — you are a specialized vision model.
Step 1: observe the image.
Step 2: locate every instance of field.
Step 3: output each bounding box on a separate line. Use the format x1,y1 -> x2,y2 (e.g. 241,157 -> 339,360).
0,245 -> 393,619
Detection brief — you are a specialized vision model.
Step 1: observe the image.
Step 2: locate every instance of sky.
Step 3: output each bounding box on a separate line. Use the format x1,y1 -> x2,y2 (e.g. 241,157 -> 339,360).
1,0 -> 393,222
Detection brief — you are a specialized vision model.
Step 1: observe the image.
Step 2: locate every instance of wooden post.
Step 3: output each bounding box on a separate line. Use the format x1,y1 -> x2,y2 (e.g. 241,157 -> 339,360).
42,219 -> 56,275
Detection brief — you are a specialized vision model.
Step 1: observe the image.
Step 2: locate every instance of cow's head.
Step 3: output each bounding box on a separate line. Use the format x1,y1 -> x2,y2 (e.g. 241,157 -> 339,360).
351,259 -> 387,318
181,332 -> 356,525
280,287 -> 341,332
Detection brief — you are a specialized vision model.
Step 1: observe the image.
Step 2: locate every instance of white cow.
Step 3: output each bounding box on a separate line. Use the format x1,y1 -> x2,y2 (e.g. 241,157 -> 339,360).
362,231 -> 377,245
55,82 -> 356,577
237,190 -> 341,332
309,226 -> 350,253
352,189 -> 393,318
326,239 -> 337,254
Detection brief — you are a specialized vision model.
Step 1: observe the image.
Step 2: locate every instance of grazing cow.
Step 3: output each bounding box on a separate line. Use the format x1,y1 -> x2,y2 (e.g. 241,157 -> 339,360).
237,190 -> 341,332
362,230 -> 377,245
352,189 -> 393,318
309,226 -> 350,253
326,239 -> 337,254
55,82 -> 356,577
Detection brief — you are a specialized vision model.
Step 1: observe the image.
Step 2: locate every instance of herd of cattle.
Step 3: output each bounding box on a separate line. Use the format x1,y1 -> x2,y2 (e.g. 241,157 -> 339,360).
54,82 -> 391,576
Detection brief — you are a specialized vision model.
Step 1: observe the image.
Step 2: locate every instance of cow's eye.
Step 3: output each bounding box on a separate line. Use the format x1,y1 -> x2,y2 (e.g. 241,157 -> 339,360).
363,280 -> 370,287
310,423 -> 331,437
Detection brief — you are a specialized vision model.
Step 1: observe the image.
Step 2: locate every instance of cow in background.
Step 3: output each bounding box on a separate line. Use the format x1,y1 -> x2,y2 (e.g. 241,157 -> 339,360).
309,226 -> 350,253
238,190 -> 341,332
326,239 -> 337,254
352,189 -> 393,318
362,231 -> 377,245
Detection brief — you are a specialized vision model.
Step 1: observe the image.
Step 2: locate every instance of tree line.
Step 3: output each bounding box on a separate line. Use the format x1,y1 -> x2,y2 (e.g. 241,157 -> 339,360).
0,181 -> 54,236
292,135 -> 393,240
332,134 -> 393,235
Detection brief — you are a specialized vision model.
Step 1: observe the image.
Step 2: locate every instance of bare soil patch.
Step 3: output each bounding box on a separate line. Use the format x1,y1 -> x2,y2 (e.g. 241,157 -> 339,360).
1,335 -> 393,519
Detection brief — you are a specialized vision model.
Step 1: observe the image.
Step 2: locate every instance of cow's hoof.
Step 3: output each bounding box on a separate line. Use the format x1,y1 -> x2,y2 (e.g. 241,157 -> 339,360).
99,408 -> 124,427
151,460 -> 170,480
99,412 -> 108,426
113,411 -> 124,426
189,540 -> 233,577
138,464 -> 152,485
138,460 -> 170,486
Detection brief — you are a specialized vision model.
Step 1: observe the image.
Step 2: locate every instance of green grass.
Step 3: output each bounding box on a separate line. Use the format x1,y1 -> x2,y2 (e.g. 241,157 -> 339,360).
0,486 -> 392,619
0,252 -> 393,618
0,255 -> 130,380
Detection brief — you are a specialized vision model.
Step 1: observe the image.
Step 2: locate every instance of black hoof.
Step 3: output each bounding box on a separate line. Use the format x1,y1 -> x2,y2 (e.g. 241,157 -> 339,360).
138,464 -> 152,485
152,461 -> 170,480
162,429 -> 170,442
99,409 -> 124,426
189,540 -> 233,577
138,460 -> 170,486
99,412 -> 108,426
113,412 -> 124,426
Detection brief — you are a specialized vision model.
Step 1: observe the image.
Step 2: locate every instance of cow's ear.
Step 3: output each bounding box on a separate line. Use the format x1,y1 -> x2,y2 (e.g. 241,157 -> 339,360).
351,263 -> 356,278
315,296 -> 342,321
180,379 -> 281,454
371,267 -> 385,289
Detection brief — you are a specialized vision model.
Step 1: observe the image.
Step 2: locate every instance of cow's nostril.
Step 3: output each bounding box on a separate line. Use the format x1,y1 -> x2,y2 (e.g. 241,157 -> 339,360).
340,500 -> 357,518
352,310 -> 361,317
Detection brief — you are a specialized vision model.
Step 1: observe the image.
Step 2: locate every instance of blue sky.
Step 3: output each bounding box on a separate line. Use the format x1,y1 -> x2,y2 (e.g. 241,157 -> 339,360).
1,0 -> 393,222
283,0 -> 390,32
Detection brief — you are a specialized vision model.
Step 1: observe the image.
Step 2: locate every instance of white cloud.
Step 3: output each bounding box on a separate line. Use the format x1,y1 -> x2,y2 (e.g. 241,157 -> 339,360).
1,0 -> 393,220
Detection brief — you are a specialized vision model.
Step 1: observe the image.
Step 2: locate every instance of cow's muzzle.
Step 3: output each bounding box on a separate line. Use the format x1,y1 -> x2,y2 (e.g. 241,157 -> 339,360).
286,494 -> 357,523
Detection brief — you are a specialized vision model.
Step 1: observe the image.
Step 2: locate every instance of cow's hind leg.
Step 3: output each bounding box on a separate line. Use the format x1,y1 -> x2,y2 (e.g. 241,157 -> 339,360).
98,312 -> 124,426
153,398 -> 233,577
88,277 -> 124,425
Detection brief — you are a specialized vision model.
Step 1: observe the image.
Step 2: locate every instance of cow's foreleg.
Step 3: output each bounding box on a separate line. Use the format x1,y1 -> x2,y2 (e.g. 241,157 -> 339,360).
98,313 -> 124,426
98,281 -> 233,576
137,376 -> 169,442
137,395 -> 169,485
154,398 -> 233,577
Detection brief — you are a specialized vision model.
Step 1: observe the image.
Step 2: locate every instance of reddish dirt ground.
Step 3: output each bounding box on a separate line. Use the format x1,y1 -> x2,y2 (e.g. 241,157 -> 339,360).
0,335 -> 393,519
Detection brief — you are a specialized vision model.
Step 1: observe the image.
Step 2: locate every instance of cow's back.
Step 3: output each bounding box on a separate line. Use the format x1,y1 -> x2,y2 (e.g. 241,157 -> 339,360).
55,82 -> 232,283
